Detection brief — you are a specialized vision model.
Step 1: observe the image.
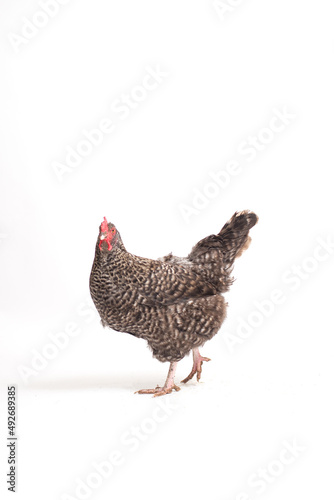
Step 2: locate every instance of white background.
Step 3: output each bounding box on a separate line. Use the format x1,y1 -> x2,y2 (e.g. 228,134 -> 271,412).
0,1 -> 333,499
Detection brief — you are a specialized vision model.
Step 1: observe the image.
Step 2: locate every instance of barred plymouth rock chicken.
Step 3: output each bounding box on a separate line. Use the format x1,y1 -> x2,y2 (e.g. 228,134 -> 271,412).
90,211 -> 258,396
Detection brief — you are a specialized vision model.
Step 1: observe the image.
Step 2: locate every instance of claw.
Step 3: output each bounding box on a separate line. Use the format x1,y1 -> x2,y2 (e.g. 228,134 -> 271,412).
135,384 -> 180,397
134,361 -> 179,397
135,385 -> 162,395
153,384 -> 180,397
182,349 -> 211,384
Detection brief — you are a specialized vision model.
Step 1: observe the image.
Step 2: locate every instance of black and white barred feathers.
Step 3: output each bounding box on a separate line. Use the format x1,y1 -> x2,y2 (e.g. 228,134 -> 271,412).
89,211 -> 258,363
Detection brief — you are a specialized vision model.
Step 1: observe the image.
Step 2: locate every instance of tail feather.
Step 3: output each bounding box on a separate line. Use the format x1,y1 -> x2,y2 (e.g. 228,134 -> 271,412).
218,210 -> 258,265
188,210 -> 258,267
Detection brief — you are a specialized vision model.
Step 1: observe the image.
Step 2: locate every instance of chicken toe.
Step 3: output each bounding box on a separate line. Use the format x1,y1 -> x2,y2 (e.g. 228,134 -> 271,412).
135,361 -> 180,397
181,348 -> 211,384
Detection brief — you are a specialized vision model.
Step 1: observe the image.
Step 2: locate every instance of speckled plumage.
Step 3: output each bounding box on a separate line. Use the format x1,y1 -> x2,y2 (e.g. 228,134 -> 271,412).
89,211 -> 258,371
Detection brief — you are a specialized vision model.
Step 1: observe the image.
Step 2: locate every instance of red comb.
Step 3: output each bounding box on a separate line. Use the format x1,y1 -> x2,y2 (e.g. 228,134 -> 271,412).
101,217 -> 109,233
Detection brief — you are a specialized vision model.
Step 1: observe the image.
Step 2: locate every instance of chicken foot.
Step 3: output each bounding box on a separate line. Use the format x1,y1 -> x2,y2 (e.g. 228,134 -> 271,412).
181,347 -> 211,384
136,361 -> 181,397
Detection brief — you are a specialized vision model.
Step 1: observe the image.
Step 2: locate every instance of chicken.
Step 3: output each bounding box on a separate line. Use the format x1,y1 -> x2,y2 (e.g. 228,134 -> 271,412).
89,210 -> 258,396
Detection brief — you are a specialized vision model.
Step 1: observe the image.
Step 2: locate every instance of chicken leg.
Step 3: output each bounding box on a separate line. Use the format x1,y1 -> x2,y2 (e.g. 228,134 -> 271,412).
135,361 -> 181,397
181,348 -> 211,384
